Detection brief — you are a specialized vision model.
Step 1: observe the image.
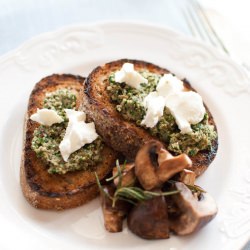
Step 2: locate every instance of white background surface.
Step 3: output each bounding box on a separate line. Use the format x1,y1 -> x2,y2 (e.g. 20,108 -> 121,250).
1,0 -> 250,64
0,0 -> 249,249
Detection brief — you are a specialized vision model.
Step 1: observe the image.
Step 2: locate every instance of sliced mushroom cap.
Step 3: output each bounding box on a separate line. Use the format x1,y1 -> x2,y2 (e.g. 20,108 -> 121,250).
168,182 -> 217,235
100,185 -> 130,233
135,141 -> 162,190
112,163 -> 136,187
135,140 -> 192,190
127,196 -> 169,239
157,147 -> 172,165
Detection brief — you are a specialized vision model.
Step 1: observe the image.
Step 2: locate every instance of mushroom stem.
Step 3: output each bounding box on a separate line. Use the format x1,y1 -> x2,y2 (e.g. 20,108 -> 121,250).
157,154 -> 192,183
179,169 -> 196,186
112,163 -> 136,187
157,148 -> 173,165
100,185 -> 130,233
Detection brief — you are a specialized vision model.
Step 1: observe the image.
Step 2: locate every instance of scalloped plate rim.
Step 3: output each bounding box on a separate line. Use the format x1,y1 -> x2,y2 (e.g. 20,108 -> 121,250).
0,20 -> 249,250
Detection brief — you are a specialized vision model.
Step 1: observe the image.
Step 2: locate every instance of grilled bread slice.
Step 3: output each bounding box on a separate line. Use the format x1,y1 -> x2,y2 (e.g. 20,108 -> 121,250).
82,59 -> 218,177
20,74 -> 118,210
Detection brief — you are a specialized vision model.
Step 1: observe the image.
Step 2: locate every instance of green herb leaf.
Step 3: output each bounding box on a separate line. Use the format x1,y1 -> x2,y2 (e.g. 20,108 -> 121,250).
144,190 -> 181,198
96,161 -> 180,208
94,172 -> 113,200
105,160 -> 127,182
167,180 -> 206,193
116,159 -> 123,189
185,184 -> 206,193
112,186 -> 180,207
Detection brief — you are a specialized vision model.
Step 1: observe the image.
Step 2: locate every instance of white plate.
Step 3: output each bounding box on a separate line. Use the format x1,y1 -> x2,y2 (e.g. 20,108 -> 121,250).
0,21 -> 249,250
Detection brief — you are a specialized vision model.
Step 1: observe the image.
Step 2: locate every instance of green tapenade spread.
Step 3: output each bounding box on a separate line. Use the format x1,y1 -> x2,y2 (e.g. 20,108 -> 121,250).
31,89 -> 103,174
107,72 -> 217,156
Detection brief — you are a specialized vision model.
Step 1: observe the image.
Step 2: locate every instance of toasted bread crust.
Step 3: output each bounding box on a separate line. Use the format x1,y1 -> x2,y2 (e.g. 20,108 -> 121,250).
82,59 -> 218,176
21,74 -> 117,210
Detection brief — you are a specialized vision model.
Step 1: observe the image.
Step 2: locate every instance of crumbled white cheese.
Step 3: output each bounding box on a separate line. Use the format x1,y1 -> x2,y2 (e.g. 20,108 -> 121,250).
156,73 -> 184,97
165,91 -> 205,134
65,109 -> 86,123
114,63 -> 148,89
59,109 -> 98,162
141,92 -> 165,128
30,108 -> 63,126
141,73 -> 206,134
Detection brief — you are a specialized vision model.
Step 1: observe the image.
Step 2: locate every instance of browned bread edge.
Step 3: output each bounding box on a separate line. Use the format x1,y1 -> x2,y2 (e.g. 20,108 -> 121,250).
21,74 -> 118,210
82,59 -> 218,177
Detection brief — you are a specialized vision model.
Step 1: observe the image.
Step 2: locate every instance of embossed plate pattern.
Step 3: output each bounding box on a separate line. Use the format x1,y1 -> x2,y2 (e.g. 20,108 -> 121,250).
0,21 -> 249,250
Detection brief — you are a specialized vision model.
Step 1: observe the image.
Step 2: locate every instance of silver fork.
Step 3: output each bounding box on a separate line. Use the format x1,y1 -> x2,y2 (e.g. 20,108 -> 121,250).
184,3 -> 250,248
183,0 -> 250,72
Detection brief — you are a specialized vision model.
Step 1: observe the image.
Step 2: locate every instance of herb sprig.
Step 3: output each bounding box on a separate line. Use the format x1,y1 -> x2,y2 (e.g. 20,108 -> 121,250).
95,160 -> 180,207
167,180 -> 206,193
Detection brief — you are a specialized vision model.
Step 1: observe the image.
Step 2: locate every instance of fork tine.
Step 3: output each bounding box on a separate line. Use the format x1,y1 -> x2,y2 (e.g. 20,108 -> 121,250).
185,0 -> 250,73
190,0 -> 229,54
183,6 -> 208,42
188,0 -> 218,46
182,8 -> 199,37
